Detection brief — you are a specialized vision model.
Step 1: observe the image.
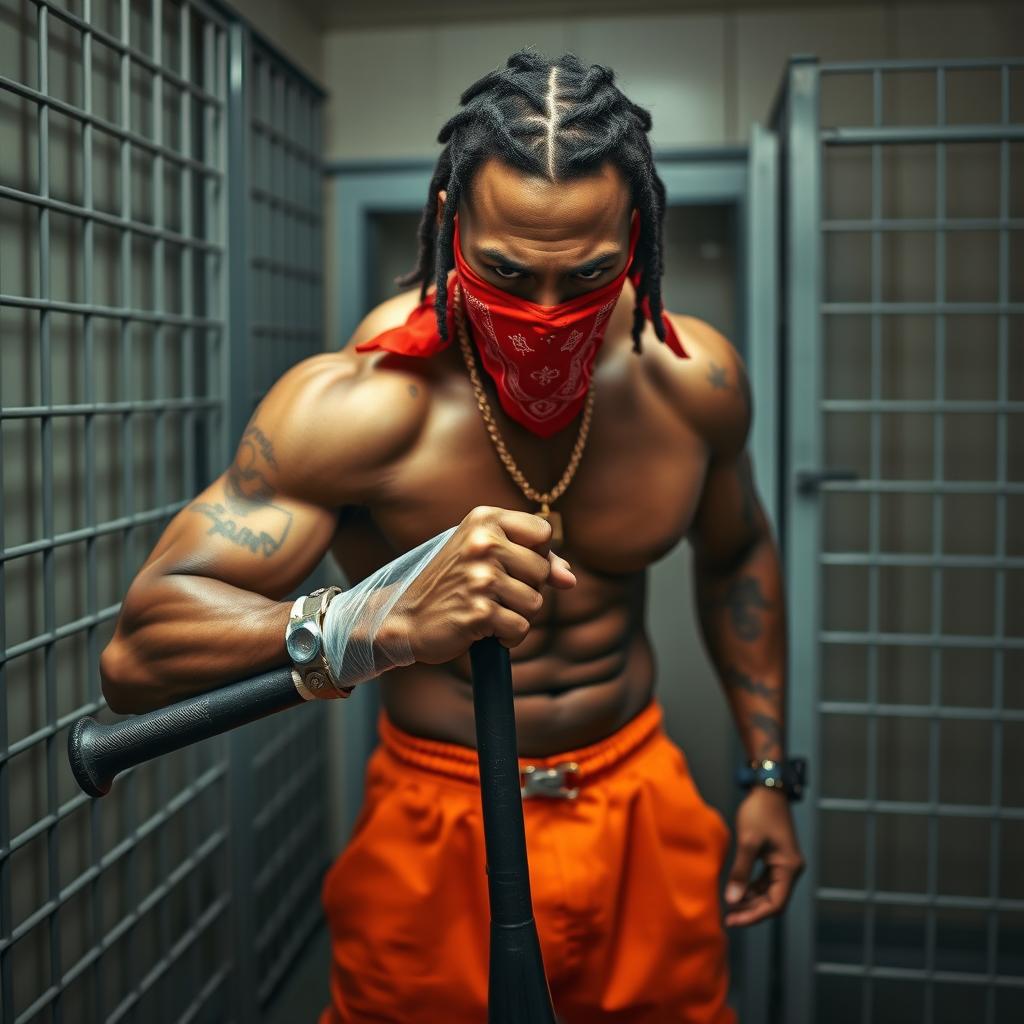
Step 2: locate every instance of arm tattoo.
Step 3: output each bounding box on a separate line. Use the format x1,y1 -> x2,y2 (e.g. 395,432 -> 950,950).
225,423 -> 277,512
190,501 -> 291,557
723,666 -> 780,706
724,576 -> 771,642
749,712 -> 783,758
189,420 -> 293,558
707,361 -> 752,419
708,361 -> 729,390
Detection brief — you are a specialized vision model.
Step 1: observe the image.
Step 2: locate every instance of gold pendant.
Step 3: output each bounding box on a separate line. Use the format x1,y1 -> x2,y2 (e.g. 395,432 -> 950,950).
538,504 -> 564,549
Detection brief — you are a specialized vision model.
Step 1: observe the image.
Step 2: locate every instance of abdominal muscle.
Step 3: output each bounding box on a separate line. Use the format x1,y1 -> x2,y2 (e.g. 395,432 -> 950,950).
378,573 -> 657,757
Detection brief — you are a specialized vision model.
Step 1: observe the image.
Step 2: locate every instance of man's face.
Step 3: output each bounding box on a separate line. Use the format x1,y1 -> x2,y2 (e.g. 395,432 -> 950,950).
438,156 -> 634,307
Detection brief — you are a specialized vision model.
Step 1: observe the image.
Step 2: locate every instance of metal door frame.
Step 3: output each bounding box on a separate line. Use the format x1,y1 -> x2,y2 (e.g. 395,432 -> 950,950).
774,54 -> 1024,1024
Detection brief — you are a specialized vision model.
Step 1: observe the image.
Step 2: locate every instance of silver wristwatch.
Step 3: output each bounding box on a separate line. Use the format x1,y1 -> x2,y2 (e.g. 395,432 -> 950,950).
285,586 -> 352,699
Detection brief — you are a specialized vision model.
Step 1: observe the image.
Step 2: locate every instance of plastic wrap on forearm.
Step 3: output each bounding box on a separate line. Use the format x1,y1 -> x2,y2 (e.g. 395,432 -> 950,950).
322,525 -> 458,690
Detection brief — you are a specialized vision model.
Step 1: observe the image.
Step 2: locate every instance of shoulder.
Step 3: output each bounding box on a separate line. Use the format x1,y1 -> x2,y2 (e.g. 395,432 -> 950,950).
643,310 -> 751,459
250,299 -> 434,503
348,286 -> 426,347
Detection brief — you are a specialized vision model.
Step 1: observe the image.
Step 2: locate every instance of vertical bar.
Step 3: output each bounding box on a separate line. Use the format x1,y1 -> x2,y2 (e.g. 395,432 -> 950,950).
739,120 -> 779,1024
150,3 -> 172,1018
81,2 -> 105,1018
986,62 -> 1011,1024
924,65 -> 947,1024
38,6 -> 65,1020
226,22 -> 251,447
861,65 -> 883,1024
781,56 -> 822,1024
117,0 -> 140,1007
226,21 -> 257,1024
179,5 -> 202,1007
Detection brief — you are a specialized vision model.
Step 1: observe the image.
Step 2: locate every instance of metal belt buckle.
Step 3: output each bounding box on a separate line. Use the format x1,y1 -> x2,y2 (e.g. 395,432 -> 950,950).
520,761 -> 580,800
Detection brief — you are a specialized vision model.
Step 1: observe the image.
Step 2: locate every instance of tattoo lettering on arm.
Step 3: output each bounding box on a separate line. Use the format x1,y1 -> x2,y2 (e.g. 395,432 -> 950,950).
190,501 -> 291,557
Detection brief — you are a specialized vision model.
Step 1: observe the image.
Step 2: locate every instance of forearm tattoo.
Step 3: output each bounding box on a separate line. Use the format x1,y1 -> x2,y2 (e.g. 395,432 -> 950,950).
749,711 -> 783,759
722,666 -> 779,705
189,422 -> 292,557
719,576 -> 771,642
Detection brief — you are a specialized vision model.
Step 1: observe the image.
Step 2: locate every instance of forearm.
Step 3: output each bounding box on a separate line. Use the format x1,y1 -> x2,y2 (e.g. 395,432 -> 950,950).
99,572 -> 299,714
694,532 -> 788,762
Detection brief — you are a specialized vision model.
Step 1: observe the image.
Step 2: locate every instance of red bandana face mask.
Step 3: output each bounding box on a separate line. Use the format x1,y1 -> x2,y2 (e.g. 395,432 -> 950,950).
453,212 -> 640,438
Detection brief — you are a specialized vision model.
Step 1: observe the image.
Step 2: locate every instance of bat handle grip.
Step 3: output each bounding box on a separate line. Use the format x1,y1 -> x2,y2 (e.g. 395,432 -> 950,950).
68,666 -> 302,797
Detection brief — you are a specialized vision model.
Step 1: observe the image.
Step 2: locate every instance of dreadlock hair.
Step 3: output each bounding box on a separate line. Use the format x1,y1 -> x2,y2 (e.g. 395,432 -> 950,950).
396,49 -> 668,355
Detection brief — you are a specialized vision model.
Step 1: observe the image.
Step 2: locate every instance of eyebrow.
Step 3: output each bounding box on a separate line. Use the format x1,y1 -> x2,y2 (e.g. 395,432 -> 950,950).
477,248 -> 623,275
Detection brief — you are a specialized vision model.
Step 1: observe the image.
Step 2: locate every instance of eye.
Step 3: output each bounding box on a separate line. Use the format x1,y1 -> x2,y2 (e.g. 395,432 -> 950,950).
490,265 -> 524,280
575,266 -> 609,281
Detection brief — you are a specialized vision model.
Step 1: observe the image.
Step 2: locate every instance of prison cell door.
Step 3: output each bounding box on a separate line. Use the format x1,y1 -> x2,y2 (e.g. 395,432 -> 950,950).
776,56 -> 1024,1024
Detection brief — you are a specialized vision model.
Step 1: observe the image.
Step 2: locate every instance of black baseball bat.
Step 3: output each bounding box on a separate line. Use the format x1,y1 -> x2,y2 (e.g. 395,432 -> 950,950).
68,665 -> 302,796
470,637 -> 559,1024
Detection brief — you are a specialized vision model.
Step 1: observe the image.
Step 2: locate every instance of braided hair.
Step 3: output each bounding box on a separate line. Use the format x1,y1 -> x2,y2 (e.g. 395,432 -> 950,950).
397,49 -> 668,355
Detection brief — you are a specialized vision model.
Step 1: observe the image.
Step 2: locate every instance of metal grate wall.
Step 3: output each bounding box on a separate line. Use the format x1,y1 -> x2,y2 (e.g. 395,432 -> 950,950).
0,1 -> 328,1021
777,57 -> 1024,1023
226,26 -> 330,1020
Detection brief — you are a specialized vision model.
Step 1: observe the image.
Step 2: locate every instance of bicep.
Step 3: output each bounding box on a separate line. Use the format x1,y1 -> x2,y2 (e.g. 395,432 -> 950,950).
131,355 -> 355,601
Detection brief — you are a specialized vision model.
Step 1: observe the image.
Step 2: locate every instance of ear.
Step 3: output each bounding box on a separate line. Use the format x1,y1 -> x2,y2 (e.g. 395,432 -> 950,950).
435,189 -> 447,227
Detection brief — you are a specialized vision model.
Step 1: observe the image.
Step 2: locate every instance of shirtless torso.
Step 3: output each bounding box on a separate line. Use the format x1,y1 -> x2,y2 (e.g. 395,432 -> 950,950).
328,280 -> 743,757
101,160 -> 756,766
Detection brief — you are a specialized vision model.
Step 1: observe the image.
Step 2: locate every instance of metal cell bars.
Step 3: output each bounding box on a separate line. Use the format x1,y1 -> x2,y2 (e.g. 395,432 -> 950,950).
247,38 -> 324,410
0,1 -> 231,1021
236,35 -> 330,1015
777,57 -> 1024,1024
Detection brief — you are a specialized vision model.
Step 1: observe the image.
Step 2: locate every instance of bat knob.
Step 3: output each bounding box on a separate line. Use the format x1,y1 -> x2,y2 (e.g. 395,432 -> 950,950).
68,717 -> 113,798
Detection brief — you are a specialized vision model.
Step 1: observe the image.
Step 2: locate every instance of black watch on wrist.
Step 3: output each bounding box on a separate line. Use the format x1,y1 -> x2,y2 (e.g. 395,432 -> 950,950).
736,756 -> 807,802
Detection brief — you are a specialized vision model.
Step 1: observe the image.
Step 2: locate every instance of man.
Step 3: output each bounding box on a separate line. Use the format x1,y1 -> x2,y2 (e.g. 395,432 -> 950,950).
101,50 -> 804,1023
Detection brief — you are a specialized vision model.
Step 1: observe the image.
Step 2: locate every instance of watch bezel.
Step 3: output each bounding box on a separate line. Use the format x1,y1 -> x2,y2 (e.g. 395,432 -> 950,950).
286,620 -> 322,664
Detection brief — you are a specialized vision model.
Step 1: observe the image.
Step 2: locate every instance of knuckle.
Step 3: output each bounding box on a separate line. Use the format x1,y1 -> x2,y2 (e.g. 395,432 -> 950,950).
467,505 -> 496,524
467,563 -> 495,592
465,527 -> 496,558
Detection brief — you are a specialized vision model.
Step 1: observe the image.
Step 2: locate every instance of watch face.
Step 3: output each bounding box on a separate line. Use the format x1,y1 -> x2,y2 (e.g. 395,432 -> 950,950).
287,623 -> 319,664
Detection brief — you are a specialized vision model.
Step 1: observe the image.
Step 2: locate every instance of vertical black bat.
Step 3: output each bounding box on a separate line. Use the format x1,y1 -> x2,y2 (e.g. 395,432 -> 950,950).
470,637 -> 559,1024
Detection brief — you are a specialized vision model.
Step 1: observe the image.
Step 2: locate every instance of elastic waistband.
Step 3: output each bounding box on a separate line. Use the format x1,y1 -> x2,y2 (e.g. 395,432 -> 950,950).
376,700 -> 664,788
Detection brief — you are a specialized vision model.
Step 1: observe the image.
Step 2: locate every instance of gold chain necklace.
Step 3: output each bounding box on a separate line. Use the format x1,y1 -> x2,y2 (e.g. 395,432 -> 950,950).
453,284 -> 594,549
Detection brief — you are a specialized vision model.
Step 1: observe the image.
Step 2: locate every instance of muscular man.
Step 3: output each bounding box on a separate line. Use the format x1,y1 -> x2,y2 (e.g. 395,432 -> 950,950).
100,50 -> 804,1023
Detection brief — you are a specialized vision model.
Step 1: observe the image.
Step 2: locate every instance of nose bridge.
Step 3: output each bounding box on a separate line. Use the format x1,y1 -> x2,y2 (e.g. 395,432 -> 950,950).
532,264 -> 570,307
534,280 -> 563,307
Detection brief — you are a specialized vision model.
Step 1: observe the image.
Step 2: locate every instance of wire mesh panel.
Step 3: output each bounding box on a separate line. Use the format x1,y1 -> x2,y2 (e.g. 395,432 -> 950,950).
777,57 -> 1024,1024
230,32 -> 330,1017
0,0 -> 232,1021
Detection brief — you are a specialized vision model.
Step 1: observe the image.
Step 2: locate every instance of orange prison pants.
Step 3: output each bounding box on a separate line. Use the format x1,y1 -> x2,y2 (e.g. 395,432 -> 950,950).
319,700 -> 737,1024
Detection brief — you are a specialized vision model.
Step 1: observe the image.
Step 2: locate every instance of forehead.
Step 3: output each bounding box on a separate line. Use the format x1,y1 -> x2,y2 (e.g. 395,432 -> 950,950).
463,156 -> 631,240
